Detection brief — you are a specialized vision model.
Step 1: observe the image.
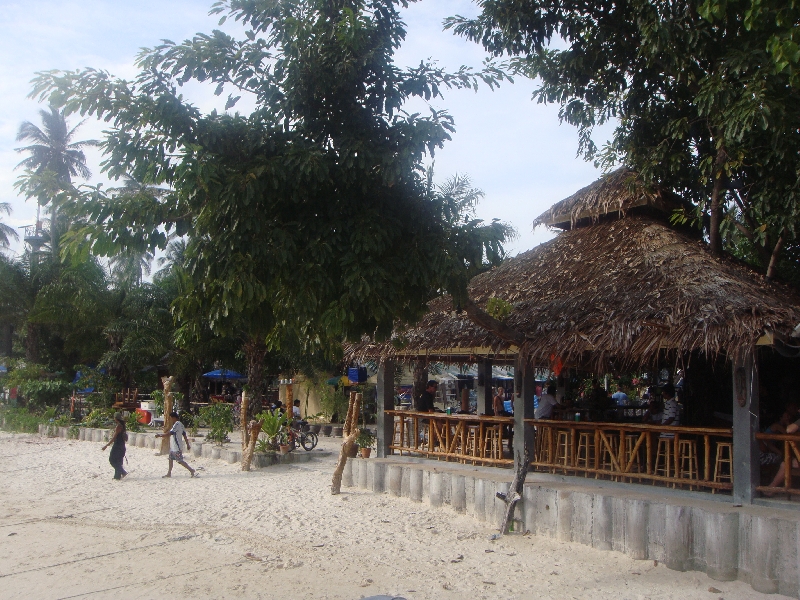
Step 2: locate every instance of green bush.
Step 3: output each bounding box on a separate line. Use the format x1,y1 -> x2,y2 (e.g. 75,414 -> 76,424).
125,412 -> 143,433
199,403 -> 232,445
83,408 -> 113,428
256,410 -> 288,451
0,407 -> 45,432
319,386 -> 349,423
68,425 -> 80,439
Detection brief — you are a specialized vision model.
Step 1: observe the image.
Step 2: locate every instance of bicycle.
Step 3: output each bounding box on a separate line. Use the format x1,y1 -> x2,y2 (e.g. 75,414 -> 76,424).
287,421 -> 318,451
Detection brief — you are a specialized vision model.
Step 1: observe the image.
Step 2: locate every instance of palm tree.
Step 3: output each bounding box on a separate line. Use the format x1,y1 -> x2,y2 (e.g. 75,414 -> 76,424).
15,105 -> 98,257
15,106 -> 96,183
0,202 -> 19,249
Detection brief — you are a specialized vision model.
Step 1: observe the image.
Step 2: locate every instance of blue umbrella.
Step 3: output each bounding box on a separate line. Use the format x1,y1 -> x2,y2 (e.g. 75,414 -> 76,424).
202,369 -> 247,381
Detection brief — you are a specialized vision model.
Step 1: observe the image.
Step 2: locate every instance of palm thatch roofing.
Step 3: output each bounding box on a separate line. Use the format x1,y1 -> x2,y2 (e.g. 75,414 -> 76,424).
345,181 -> 800,371
534,168 -> 682,230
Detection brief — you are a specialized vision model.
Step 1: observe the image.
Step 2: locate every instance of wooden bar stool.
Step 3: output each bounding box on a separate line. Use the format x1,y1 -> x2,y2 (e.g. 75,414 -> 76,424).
599,435 -> 620,480
555,430 -> 571,472
654,437 -> 673,483
575,431 -> 594,476
483,425 -> 501,460
625,434 -> 643,481
678,439 -> 699,489
712,442 -> 733,493
463,425 -> 479,463
534,427 -> 552,464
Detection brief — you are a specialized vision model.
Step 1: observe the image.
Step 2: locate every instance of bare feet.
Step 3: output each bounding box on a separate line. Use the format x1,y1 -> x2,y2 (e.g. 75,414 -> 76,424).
190,471 -> 199,478
162,474 -> 171,478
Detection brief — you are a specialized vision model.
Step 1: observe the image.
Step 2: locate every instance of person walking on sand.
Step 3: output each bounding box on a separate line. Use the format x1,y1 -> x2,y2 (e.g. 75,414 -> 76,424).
102,412 -> 128,480
156,412 -> 198,478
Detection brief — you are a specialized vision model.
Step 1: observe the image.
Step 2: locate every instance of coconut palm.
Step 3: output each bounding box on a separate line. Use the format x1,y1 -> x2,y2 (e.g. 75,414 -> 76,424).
15,106 -> 98,258
0,202 -> 19,248
15,106 -> 96,183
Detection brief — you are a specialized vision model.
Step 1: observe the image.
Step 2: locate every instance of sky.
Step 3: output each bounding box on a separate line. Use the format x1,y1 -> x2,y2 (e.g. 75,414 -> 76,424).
0,0 -> 613,259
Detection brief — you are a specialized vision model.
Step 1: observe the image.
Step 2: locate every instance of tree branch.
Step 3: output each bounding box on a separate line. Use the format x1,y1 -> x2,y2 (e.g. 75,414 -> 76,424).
462,298 -> 525,346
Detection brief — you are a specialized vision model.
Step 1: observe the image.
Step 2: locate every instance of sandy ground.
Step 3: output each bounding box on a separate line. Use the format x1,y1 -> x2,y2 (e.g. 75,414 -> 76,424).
0,431 -> 790,600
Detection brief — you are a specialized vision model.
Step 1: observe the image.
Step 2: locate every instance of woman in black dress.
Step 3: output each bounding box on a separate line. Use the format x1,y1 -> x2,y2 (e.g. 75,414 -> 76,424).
102,413 -> 128,480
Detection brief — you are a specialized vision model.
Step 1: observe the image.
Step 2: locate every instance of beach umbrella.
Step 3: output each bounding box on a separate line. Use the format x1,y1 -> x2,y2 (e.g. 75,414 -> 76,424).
202,369 -> 247,381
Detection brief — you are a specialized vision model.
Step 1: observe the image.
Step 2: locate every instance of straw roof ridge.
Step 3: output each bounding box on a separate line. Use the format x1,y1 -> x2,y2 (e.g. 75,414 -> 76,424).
345,215 -> 800,371
534,168 -> 663,230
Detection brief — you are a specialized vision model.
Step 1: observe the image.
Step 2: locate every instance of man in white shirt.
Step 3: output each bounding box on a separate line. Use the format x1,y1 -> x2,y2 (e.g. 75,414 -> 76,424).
659,384 -> 680,438
156,412 -> 198,478
534,385 -> 560,419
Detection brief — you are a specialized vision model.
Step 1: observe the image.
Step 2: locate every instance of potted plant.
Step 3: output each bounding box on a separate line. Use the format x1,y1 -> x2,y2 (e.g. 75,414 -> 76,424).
356,428 -> 374,458
257,409 -> 288,452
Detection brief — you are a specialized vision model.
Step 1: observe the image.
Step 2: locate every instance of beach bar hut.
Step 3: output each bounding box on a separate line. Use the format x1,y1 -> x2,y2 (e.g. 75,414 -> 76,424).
347,169 -> 800,505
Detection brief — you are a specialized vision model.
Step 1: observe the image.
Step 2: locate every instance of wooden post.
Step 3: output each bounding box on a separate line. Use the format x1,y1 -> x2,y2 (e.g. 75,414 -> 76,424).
376,360 -> 395,458
240,389 -> 250,449
331,392 -> 362,494
477,359 -> 492,415
159,376 -> 174,456
732,347 -> 759,505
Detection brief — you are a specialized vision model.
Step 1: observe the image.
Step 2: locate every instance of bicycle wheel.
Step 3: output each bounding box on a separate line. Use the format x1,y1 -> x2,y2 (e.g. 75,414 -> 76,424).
301,431 -> 318,451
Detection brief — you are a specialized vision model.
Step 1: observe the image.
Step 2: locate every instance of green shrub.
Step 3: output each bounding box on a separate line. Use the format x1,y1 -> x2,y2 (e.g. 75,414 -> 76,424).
319,386 -> 349,423
0,407 -> 45,432
68,425 -> 80,439
83,408 -> 113,428
199,403 -> 232,445
256,409 -> 288,451
125,412 -> 143,433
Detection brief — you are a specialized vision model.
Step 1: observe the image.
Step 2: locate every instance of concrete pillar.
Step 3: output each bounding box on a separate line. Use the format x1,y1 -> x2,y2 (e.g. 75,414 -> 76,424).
751,517 -> 779,594
342,460 -> 354,487
513,354 -> 536,470
664,504 -> 692,571
387,465 -> 403,496
370,462 -> 386,493
704,512 -> 738,581
733,348 -> 759,505
410,469 -> 423,502
429,471 -> 443,507
556,490 -> 574,542
625,500 -> 649,560
477,359 -> 492,415
592,494 -> 613,551
376,359 -> 395,458
451,475 -> 466,513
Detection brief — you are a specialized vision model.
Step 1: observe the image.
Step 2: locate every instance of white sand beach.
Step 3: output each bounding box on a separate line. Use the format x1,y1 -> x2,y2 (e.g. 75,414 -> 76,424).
0,431 -> 790,600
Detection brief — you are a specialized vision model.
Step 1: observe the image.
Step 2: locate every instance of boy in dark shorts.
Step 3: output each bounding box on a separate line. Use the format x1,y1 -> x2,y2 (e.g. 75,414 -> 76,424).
156,412 -> 198,478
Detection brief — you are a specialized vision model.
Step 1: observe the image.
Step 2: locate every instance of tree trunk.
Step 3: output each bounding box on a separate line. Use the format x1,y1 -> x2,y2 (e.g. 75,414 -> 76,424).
497,442 -> 530,534
709,146 -> 728,257
240,390 -> 250,449
24,322 -> 39,363
463,298 -> 525,346
331,392 -> 362,495
159,376 -> 174,456
766,228 -> 787,280
241,419 -> 262,471
243,336 -> 267,420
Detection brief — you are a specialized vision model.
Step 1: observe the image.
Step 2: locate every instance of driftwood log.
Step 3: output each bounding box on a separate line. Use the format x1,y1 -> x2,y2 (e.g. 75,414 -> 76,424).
159,376 -> 174,456
240,390 -> 250,449
331,392 -> 362,495
496,443 -> 530,534
241,420 -> 262,471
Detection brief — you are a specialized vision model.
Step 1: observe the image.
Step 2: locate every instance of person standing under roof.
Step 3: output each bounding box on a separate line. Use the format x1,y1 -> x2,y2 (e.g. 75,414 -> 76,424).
417,380 -> 437,413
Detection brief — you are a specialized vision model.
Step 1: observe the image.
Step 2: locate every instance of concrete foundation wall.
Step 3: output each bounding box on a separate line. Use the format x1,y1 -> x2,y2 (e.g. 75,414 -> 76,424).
345,457 -> 800,599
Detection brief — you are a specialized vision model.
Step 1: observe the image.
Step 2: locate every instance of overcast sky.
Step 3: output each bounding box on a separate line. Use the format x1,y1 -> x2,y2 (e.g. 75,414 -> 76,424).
0,0 -> 612,259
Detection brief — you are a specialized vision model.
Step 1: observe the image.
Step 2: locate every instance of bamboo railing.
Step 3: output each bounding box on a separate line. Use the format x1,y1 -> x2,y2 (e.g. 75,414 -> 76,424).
525,420 -> 733,491
388,412 -> 736,491
387,410 -> 514,466
755,432 -> 800,497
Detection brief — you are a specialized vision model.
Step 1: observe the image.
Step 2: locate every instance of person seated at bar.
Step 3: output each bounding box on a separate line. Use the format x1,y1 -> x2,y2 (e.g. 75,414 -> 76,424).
417,380 -> 437,413
589,379 -> 611,420
534,384 -> 560,419
659,383 -> 680,438
641,394 -> 663,424
611,384 -> 629,406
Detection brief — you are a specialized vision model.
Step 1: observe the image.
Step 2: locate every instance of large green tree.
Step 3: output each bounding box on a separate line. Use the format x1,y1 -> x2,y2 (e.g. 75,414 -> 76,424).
448,0 -> 800,279
33,0 -> 513,350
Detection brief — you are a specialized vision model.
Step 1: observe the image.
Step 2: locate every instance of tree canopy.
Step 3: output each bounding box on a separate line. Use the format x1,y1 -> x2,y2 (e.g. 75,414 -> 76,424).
447,0 -> 800,280
32,0 -> 514,352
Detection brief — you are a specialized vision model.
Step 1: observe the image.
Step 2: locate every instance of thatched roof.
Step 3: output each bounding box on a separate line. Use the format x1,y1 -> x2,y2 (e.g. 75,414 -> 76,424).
533,169 -> 681,230
345,215 -> 800,370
